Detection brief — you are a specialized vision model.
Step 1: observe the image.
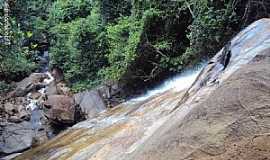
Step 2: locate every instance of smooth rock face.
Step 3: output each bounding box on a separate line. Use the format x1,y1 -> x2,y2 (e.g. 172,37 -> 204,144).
15,19 -> 270,160
44,95 -> 75,124
129,53 -> 270,160
45,81 -> 58,96
1,153 -> 22,160
0,121 -> 34,154
74,90 -> 106,119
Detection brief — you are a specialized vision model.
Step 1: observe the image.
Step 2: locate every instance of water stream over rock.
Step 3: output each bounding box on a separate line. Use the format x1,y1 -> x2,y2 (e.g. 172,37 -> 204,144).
0,50 -> 58,158
13,18 -> 270,160
129,61 -> 207,102
27,73 -> 54,135
26,50 -> 55,135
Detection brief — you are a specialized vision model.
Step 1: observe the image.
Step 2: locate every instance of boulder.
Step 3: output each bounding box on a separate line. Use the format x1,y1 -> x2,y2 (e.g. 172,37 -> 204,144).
4,103 -> 17,116
56,82 -> 71,96
96,82 -> 124,107
51,67 -> 64,83
0,121 -> 34,154
1,153 -> 22,160
13,73 -> 48,97
29,92 -> 42,100
45,81 -> 58,96
13,19 -> 270,160
4,103 -> 30,121
74,90 -> 106,119
45,81 -> 71,96
44,95 -> 75,124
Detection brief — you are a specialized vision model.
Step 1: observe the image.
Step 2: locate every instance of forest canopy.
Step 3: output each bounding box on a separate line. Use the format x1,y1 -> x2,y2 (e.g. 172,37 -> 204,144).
1,0 -> 270,94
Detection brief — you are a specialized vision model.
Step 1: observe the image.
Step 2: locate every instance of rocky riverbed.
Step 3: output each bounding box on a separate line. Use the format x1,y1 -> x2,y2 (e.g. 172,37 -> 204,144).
8,18 -> 270,160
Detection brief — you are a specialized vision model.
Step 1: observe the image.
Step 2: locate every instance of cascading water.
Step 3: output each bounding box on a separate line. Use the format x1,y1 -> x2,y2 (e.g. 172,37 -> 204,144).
26,51 -> 54,135
130,61 -> 207,102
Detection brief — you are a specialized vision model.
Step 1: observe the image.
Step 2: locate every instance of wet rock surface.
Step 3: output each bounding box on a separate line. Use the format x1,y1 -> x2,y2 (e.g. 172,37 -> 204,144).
44,95 -> 76,125
0,51 -> 65,157
12,19 -> 270,160
12,73 -> 48,97
129,53 -> 270,160
0,73 -> 54,156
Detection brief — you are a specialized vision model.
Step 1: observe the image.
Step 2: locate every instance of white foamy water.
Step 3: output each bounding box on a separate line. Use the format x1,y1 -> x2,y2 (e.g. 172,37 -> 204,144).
130,61 -> 206,102
26,72 -> 55,111
44,71 -> 55,84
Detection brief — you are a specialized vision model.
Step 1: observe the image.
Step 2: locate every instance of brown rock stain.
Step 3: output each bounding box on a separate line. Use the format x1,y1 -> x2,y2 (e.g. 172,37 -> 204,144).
15,123 -> 127,160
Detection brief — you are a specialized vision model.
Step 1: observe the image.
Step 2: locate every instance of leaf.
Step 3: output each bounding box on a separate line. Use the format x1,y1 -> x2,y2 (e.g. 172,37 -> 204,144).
26,31 -> 33,38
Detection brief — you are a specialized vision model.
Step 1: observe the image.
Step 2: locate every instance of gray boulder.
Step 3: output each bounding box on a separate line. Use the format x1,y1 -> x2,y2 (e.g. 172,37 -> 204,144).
45,81 -> 58,96
13,73 -> 48,97
74,90 -> 106,119
0,121 -> 34,154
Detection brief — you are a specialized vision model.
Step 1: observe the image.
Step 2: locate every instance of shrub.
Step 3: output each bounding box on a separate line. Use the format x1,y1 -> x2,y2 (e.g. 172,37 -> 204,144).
0,81 -> 14,94
49,2 -> 107,91
184,0 -> 238,59
99,17 -> 143,81
0,14 -> 37,82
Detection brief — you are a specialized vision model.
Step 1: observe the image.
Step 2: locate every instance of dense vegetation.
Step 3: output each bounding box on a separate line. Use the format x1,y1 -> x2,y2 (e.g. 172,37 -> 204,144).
1,0 -> 270,95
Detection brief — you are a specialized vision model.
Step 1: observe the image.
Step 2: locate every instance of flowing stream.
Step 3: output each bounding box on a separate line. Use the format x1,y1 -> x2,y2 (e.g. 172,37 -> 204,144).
130,61 -> 207,102
26,51 -> 55,135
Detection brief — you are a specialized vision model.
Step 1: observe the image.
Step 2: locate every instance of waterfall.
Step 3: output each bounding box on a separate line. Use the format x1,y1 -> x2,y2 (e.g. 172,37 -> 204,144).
129,61 -> 207,102
25,51 -> 54,134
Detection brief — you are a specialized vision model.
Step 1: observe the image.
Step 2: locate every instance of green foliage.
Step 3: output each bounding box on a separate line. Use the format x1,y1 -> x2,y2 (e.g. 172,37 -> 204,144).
0,81 -> 14,94
0,14 -> 36,82
99,17 -> 143,80
49,1 -> 107,90
2,0 -> 266,94
185,0 -> 238,58
100,0 -> 132,23
48,0 -> 93,24
50,0 -> 238,91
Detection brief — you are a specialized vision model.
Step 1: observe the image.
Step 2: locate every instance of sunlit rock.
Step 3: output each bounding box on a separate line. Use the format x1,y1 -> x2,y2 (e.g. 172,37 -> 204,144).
74,90 -> 106,119
14,19 -> 270,160
44,95 -> 76,125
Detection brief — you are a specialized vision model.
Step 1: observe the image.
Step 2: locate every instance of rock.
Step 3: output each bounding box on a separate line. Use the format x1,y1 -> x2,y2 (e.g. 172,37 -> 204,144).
1,153 -> 22,160
13,19 -> 270,160
74,90 -> 106,119
4,103 -> 17,115
46,81 -> 58,96
56,82 -> 71,96
8,116 -> 23,123
0,121 -> 34,154
97,82 -> 121,99
29,92 -> 42,100
129,54 -> 270,160
51,67 -> 64,83
44,95 -> 75,124
13,73 -> 48,97
3,103 -> 30,121
31,132 -> 49,148
46,81 -> 71,96
96,82 -> 124,107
